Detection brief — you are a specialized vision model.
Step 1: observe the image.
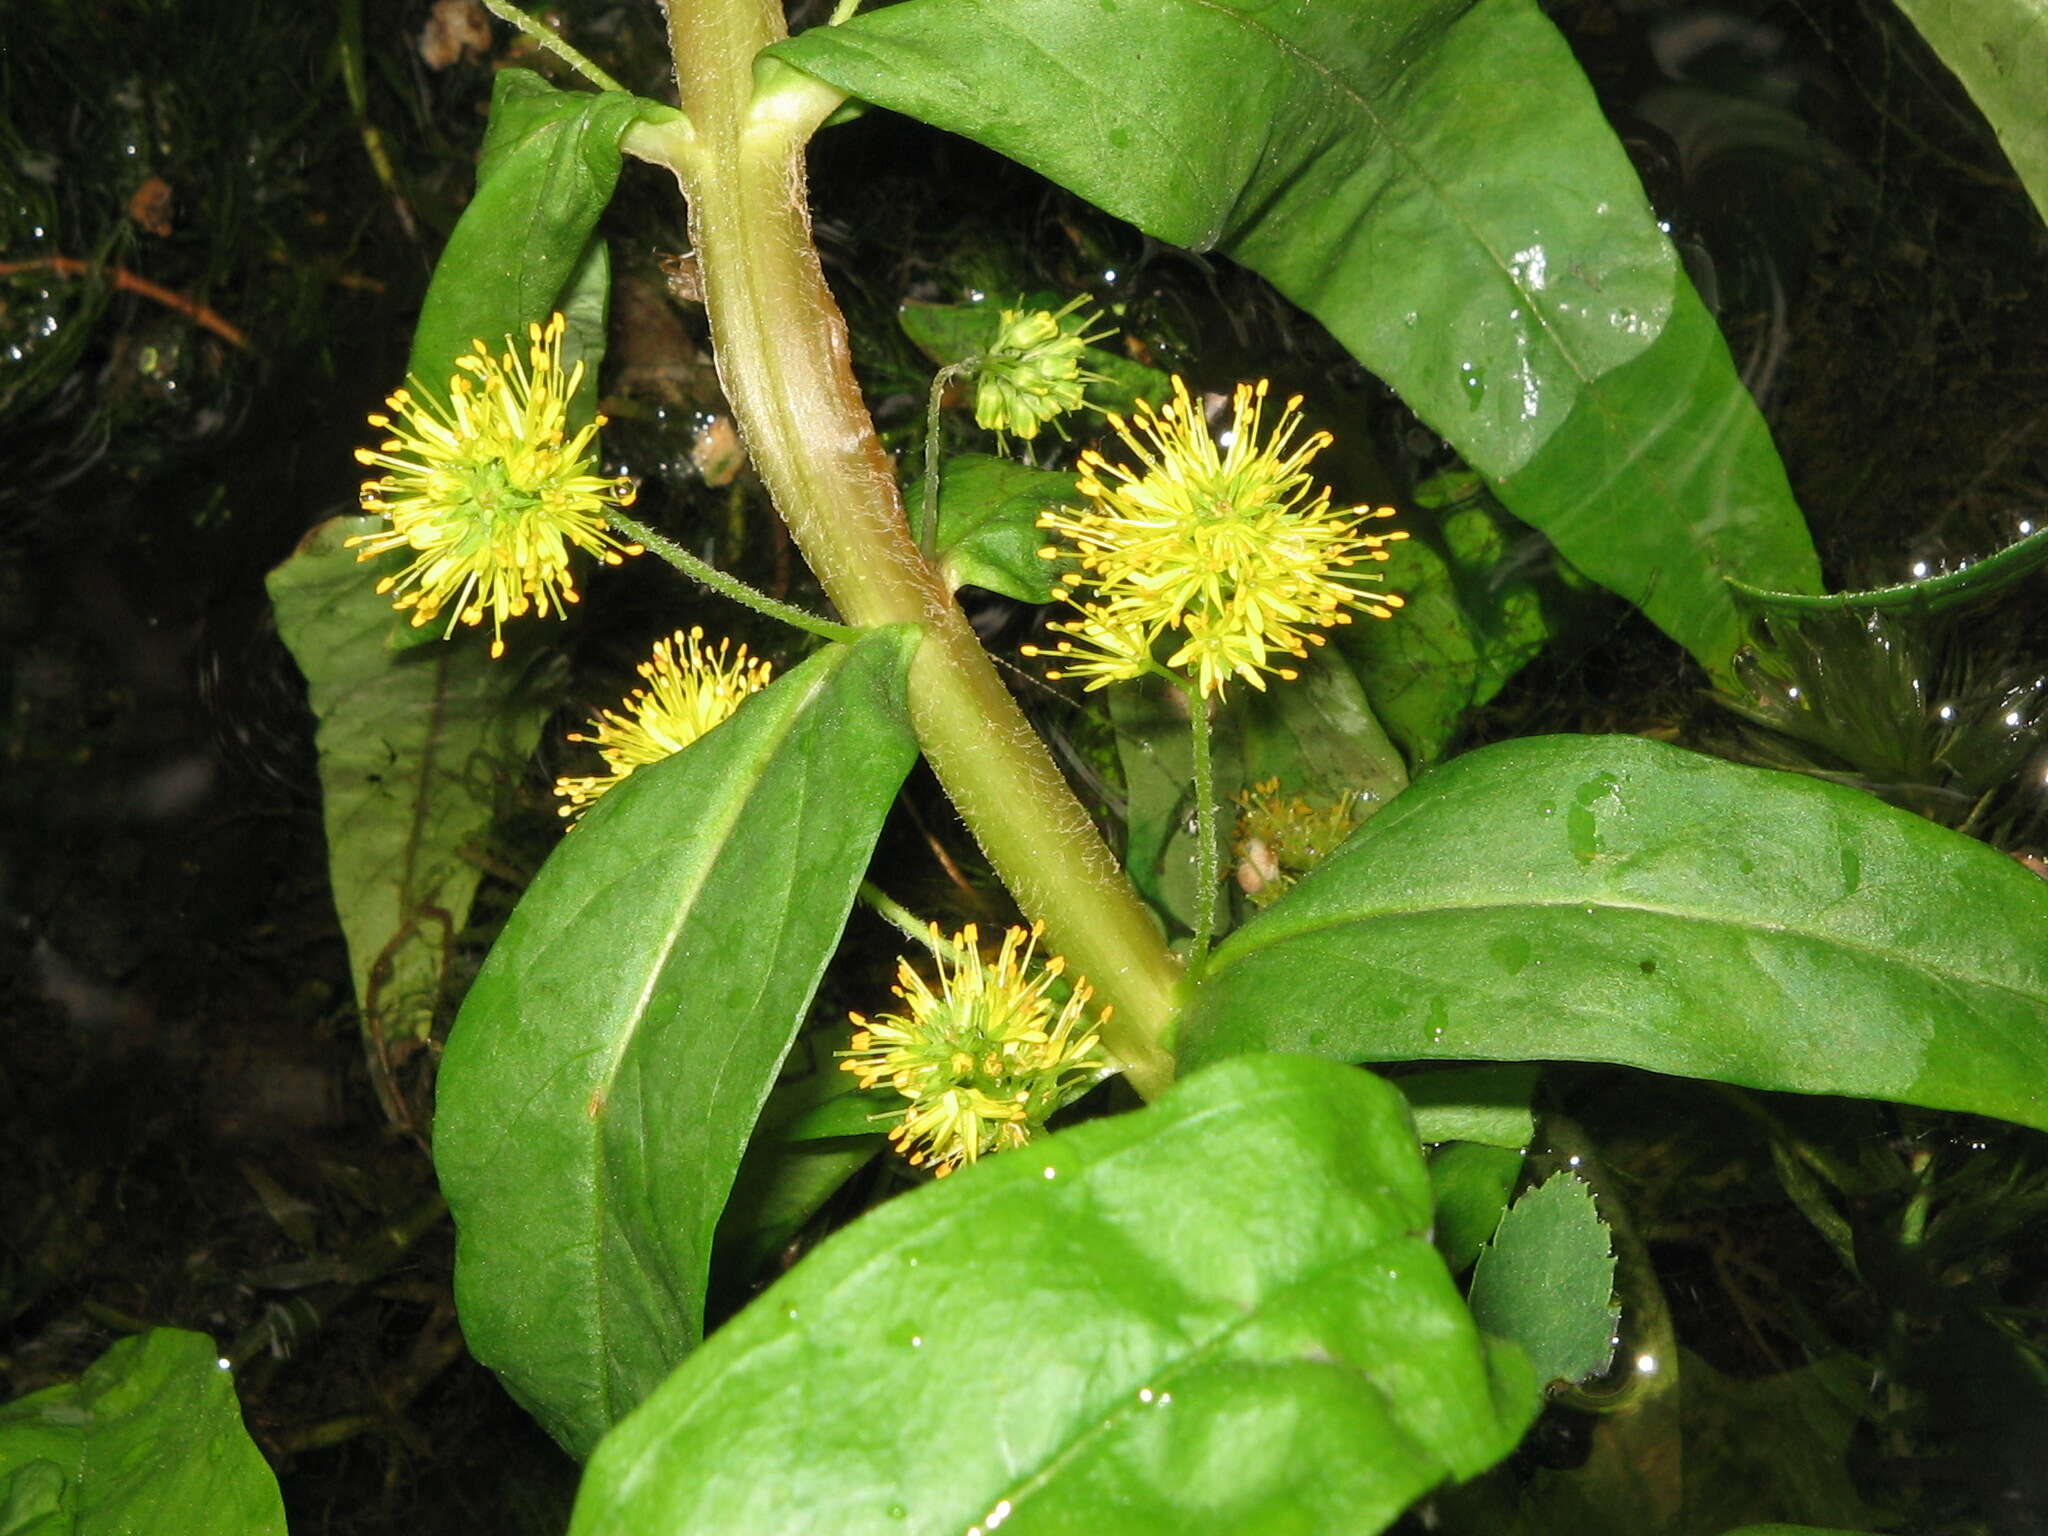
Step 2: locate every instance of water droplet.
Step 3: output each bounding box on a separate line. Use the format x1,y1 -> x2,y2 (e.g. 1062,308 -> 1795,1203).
1138,1387 -> 1155,1403
1042,1165 -> 1058,1180
887,1503 -> 907,1520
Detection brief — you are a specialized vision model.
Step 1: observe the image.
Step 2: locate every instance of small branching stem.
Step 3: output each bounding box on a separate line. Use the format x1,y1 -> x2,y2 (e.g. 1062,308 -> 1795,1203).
479,0 -> 628,93
608,509 -> 857,644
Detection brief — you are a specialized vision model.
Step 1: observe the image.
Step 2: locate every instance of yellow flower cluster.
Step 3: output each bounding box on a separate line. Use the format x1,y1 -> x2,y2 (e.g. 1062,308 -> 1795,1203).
1023,376 -> 1405,698
841,922 -> 1107,1177
1232,777 -> 1374,907
351,313 -> 641,658
553,627 -> 773,819
972,296 -> 1109,444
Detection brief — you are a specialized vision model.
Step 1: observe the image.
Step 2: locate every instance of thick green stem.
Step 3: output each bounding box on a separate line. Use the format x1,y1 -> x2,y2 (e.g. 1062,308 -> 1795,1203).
654,0 -> 1181,1095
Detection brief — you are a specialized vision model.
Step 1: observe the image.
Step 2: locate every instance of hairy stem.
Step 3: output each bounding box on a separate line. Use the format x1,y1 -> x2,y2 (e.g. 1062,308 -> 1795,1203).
608,509 -> 856,644
653,0 -> 1182,1094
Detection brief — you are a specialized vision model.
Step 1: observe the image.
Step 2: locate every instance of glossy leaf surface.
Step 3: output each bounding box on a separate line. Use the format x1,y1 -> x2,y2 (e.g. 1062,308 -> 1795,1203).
1468,1171 -> 1617,1386
266,515 -> 561,1046
1179,735 -> 2048,1132
1491,280 -> 1821,680
778,0 -> 1676,481
434,628 -> 920,1459
776,0 -> 1819,678
0,1330 -> 284,1536
570,1054 -> 1539,1535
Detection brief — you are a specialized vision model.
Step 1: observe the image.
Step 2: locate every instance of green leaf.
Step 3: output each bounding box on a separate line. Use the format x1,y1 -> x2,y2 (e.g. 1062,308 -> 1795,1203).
1887,0 -> 2048,226
1401,1063 -> 1539,1149
1114,648 -> 1409,933
775,0 -> 1676,481
1492,280 -> 1822,681
905,453 -> 1080,603
773,1 -> 1819,680
1428,1142 -> 1525,1276
266,515 -> 563,1045
1178,734 -> 2048,1132
568,1054 -> 1540,1536
407,71 -> 664,394
434,627 -> 922,1460
0,1331 -> 285,1536
1468,1171 -> 1618,1386
1341,490 -> 1554,767
1731,520 -> 2048,616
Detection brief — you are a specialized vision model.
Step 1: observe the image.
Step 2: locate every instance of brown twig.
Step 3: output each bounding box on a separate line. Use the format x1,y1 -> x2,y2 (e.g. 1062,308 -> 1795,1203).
0,255 -> 251,351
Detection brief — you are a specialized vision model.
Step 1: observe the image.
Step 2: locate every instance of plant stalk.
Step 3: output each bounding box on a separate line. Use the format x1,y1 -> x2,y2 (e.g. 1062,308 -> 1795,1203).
652,0 -> 1182,1095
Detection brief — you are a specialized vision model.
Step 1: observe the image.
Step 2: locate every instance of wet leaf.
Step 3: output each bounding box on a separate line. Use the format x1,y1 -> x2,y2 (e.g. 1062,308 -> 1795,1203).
1731,519 -> 2048,616
776,0 -> 1676,481
569,1054 -> 1540,1536
776,0 -> 1819,680
266,514 -> 563,1048
0,1330 -> 284,1536
1179,735 -> 2048,1133
1492,281 -> 1822,682
434,628 -> 921,1459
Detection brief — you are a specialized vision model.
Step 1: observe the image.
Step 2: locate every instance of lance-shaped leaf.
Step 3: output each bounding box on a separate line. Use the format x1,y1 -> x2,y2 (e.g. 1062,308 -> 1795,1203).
1178,735 -> 2048,1132
0,1330 -> 285,1536
773,0 -> 1822,678
1490,281 -> 1822,682
266,515 -> 562,1051
407,70 -> 670,392
1887,0 -> 2048,226
569,1054 -> 1540,1536
434,627 -> 921,1460
775,0 -> 1674,482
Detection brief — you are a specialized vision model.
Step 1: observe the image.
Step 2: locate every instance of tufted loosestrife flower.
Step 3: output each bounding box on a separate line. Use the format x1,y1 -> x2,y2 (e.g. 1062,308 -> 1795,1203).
971,296 -> 1110,444
552,627 -> 773,819
351,313 -> 642,658
1023,376 -> 1406,699
841,922 -> 1108,1177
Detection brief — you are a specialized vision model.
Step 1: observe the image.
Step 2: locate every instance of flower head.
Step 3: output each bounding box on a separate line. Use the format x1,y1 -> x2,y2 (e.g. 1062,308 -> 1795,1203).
553,627 -> 773,819
1023,376 -> 1406,699
351,313 -> 642,658
841,922 -> 1109,1176
972,296 -> 1111,444
1232,777 -> 1375,907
